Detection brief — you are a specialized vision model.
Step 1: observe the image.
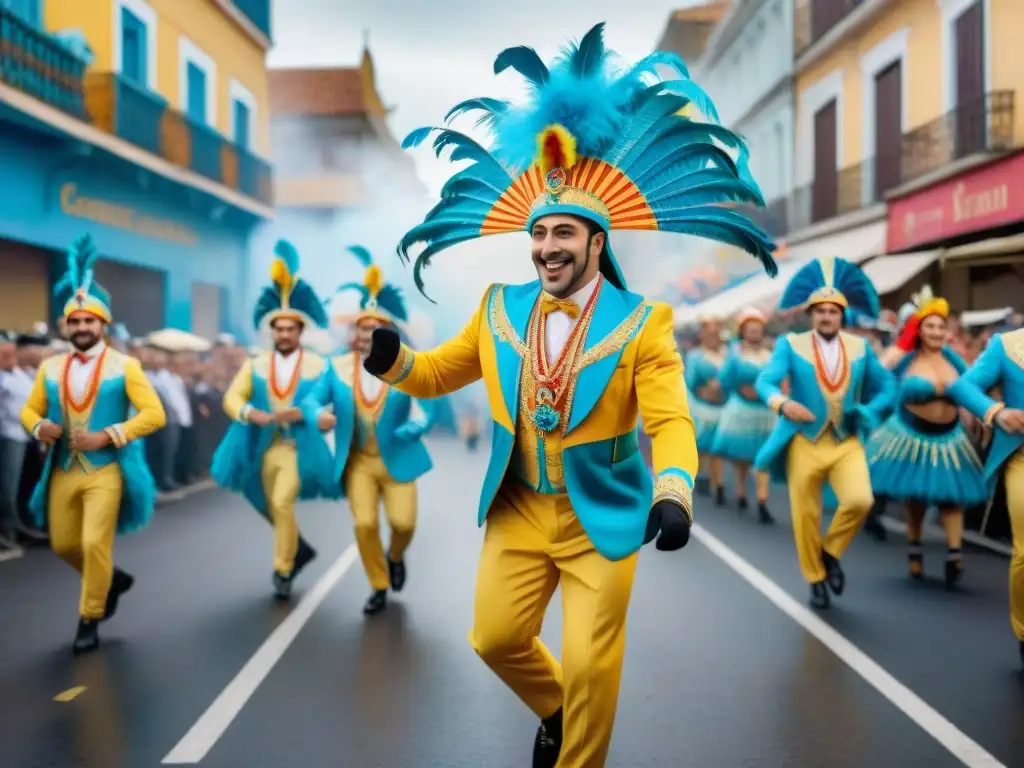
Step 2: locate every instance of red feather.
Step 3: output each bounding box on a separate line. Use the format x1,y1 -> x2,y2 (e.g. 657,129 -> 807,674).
896,316 -> 920,352
544,132 -> 565,169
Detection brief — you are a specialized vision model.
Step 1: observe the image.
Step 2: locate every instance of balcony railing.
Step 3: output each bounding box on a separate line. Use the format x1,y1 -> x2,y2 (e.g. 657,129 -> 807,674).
0,7 -> 87,118
795,0 -> 865,58
84,72 -> 273,207
900,91 -> 1015,186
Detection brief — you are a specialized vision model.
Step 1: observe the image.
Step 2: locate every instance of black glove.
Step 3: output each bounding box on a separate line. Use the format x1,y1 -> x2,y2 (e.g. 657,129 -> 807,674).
363,327 -> 401,376
644,500 -> 691,551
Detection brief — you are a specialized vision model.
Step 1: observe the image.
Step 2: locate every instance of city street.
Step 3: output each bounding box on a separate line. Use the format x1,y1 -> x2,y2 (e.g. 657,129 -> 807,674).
1,436 -> 1022,767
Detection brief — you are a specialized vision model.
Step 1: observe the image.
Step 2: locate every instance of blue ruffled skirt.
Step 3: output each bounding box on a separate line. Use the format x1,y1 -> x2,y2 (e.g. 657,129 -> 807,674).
711,395 -> 777,464
689,395 -> 723,454
866,409 -> 989,507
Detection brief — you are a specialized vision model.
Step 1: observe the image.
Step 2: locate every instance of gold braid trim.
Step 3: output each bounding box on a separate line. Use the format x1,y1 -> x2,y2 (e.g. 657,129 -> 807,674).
489,286 -> 528,356
380,344 -> 414,385
579,303 -> 652,367
984,402 -> 1006,427
653,473 -> 693,525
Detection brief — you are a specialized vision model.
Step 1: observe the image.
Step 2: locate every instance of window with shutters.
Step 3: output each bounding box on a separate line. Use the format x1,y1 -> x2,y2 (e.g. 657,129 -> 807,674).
120,8 -> 147,86
873,61 -> 902,201
954,0 -> 985,158
812,100 -> 838,223
233,100 -> 250,149
186,63 -> 207,123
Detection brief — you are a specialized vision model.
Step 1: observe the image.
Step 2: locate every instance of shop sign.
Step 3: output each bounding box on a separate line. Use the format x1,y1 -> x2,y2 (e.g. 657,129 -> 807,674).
887,153 -> 1024,251
58,183 -> 199,246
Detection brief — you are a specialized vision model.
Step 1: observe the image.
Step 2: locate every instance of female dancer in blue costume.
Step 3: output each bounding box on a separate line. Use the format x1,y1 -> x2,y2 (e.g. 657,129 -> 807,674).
867,287 -> 989,589
711,307 -> 775,523
685,315 -> 727,505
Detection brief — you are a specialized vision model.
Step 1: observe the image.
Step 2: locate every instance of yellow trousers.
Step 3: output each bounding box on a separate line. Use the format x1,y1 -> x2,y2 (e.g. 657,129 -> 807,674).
469,481 -> 638,768
48,463 -> 123,619
1005,450 -> 1024,641
344,451 -> 417,590
786,433 -> 874,583
260,440 -> 301,575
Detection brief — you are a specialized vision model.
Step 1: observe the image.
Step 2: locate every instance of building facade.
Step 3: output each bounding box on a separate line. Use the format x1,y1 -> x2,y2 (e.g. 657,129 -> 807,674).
250,45 -> 425,317
0,0 -> 273,338
787,0 -> 1022,309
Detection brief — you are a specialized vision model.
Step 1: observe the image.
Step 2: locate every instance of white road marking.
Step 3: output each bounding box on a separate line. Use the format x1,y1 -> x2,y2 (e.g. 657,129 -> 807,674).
161,544 -> 360,764
691,524 -> 1006,768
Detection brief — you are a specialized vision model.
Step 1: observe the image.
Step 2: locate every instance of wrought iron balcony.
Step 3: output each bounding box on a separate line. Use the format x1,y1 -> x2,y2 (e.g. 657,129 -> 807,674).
900,91 -> 1016,186
788,155 -> 891,231
795,0 -> 865,58
85,72 -> 273,207
0,7 -> 87,118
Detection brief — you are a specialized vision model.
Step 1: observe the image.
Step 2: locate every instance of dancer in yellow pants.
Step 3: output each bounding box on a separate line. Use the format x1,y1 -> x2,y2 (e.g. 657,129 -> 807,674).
302,246 -> 433,615
21,233 -> 165,654
755,257 -> 894,610
364,23 -> 777,767
211,240 -> 333,599
957,327 -> 1024,665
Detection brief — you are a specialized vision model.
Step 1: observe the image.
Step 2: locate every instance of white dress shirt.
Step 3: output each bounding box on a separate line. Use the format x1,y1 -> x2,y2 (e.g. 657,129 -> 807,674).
68,341 -> 105,401
274,349 -> 301,393
0,367 -> 34,442
163,371 -> 193,428
814,331 -> 841,379
358,359 -> 426,424
543,274 -> 600,365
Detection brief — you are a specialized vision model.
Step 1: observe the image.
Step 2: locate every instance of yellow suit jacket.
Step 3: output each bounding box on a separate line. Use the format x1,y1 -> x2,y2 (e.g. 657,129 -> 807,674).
378,278 -> 697,560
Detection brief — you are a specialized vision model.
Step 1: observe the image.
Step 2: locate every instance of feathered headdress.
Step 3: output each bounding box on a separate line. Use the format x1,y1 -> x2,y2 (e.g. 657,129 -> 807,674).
332,245 -> 409,326
778,257 -> 880,319
252,239 -> 329,330
56,234 -> 112,323
398,22 -> 777,299
895,284 -> 949,351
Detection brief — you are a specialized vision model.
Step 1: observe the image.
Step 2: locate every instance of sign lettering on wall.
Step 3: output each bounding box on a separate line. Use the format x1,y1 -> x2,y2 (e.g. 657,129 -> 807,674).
59,183 -> 199,246
887,152 -> 1024,252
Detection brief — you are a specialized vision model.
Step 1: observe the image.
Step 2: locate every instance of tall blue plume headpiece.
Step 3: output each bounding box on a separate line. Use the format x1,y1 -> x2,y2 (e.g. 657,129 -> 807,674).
778,257 -> 880,319
332,245 -> 409,325
253,239 -> 330,330
56,233 -> 112,322
398,22 -> 777,300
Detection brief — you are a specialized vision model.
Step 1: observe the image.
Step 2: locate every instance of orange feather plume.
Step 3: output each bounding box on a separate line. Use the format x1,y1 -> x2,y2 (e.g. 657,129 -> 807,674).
537,124 -> 577,175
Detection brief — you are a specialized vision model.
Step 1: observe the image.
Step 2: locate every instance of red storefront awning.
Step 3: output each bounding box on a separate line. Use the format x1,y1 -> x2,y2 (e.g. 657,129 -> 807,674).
887,151 -> 1024,252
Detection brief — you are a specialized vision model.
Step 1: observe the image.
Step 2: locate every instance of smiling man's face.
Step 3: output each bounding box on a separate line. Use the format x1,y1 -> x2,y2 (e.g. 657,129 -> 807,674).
530,214 -> 603,298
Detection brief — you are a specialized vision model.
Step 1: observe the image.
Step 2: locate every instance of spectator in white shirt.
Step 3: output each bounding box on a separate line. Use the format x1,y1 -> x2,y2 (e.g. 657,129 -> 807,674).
0,331 -> 24,552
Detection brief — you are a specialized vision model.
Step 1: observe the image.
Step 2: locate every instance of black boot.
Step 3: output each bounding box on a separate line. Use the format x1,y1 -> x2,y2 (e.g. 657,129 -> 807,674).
757,502 -> 774,525
737,497 -> 748,513
73,619 -> 99,655
944,549 -> 963,591
272,571 -> 292,600
809,581 -> 830,610
103,568 -> 134,621
532,707 -> 563,768
822,550 -> 845,596
363,589 -> 387,616
907,541 -> 923,580
388,559 -> 406,592
291,538 -> 317,581
714,485 -> 726,507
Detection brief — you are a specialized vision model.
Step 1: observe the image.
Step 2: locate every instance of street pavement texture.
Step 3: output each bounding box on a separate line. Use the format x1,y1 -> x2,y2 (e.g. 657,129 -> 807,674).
1,436 -> 1022,767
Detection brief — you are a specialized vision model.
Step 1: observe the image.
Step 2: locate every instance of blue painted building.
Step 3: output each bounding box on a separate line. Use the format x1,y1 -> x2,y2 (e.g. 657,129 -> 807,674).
0,0 -> 274,339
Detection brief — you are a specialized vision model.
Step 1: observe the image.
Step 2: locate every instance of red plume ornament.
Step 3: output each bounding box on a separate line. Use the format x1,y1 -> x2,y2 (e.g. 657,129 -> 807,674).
896,316 -> 921,352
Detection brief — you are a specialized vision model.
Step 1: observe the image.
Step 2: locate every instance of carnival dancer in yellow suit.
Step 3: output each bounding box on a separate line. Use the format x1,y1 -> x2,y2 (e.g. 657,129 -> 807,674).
21,234 -> 166,654
212,240 -> 333,600
363,24 -> 777,767
754,257 -> 894,610
302,246 -> 436,616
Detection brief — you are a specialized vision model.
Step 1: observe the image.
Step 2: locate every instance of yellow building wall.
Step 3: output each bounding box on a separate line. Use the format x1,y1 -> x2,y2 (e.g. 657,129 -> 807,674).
796,0 -> 1024,169
44,0 -> 270,156
989,0 -> 1024,144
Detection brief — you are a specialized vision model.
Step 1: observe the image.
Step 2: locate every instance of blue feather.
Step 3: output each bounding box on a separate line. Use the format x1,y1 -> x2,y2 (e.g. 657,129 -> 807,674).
274,239 -> 300,276
402,126 -> 437,150
377,284 -> 409,322
288,280 -> 330,328
444,97 -> 510,125
493,45 -> 550,86
562,22 -> 606,78
347,245 -> 373,268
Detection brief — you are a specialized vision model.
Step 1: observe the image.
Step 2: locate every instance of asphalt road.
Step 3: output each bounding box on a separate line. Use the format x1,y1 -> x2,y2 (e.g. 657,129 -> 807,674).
1,436 -> 1021,767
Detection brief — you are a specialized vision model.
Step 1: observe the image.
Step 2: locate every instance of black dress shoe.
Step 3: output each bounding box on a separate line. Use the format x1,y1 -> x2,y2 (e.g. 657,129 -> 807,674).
272,571 -> 292,600
944,551 -> 963,591
363,589 -> 387,616
103,568 -> 134,621
810,581 -> 830,610
73,619 -> 99,655
388,559 -> 406,592
822,550 -> 845,596
757,503 -> 774,525
291,539 -> 317,580
532,707 -> 563,768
